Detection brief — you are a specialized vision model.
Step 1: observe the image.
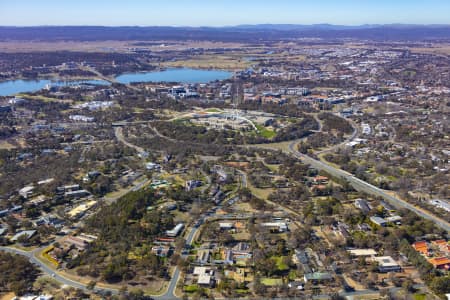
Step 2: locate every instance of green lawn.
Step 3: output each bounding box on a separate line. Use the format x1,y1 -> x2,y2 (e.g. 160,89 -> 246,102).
261,278 -> 283,286
206,108 -> 222,113
272,256 -> 290,271
255,124 -> 276,139
184,284 -> 199,293
414,294 -> 426,300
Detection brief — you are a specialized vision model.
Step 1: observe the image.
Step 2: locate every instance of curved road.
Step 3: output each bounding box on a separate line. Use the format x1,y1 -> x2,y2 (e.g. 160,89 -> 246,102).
0,246 -> 118,295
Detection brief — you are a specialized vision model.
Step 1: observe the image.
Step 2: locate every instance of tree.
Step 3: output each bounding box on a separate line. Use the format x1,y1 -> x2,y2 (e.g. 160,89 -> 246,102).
402,277 -> 414,293
175,237 -> 186,252
87,280 -> 96,290
129,288 -> 145,300
0,252 -> 39,295
430,276 -> 450,296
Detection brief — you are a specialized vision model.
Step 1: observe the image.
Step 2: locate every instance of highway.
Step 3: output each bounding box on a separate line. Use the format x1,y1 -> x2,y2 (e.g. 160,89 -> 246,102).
287,141 -> 450,233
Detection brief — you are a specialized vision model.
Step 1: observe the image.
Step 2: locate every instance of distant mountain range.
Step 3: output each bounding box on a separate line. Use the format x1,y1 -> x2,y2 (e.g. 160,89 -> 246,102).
0,24 -> 449,42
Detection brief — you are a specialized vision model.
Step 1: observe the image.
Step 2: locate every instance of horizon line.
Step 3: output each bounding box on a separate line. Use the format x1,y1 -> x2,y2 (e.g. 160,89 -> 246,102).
1,23 -> 450,28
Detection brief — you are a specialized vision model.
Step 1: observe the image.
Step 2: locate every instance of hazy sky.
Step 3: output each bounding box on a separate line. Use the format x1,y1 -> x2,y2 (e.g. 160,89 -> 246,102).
1,0 -> 450,26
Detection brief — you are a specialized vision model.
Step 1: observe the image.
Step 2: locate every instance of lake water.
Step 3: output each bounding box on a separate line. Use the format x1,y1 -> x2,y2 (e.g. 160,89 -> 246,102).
115,68 -> 233,84
0,68 -> 232,96
0,79 -> 110,96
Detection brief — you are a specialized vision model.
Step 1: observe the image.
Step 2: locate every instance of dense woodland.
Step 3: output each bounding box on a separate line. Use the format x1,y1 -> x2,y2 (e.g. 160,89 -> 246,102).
68,189 -> 174,282
0,252 -> 40,296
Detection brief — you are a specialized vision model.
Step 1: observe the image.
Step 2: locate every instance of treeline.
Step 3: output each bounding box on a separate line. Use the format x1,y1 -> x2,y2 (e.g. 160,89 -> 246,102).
0,52 -> 139,73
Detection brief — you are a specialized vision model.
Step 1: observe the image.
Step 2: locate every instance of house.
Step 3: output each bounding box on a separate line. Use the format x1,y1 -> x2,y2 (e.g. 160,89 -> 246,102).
224,268 -> 252,283
155,237 -> 175,244
65,189 -> 90,199
431,240 -> 449,254
185,180 -> 202,191
19,185 -> 35,199
386,215 -> 402,225
219,222 -> 234,230
67,200 -> 97,219
196,249 -> 211,264
34,215 -> 64,228
430,199 -> 450,213
83,171 -> 101,182
354,199 -> 371,214
37,178 -> 54,185
261,222 -> 289,232
11,230 -> 37,242
166,223 -> 184,237
348,249 -> 377,257
193,267 -> 215,287
428,257 -> 450,270
146,162 -> 161,171
150,179 -> 169,189
69,115 -> 95,122
412,241 -> 430,256
198,273 -> 213,286
151,245 -> 172,257
372,256 -> 401,273
303,272 -> 333,283
313,176 -> 329,184
63,236 -> 90,251
370,216 -> 388,227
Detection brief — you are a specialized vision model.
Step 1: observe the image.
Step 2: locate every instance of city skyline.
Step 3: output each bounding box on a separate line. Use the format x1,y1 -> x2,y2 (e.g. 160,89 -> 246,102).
1,0 -> 450,27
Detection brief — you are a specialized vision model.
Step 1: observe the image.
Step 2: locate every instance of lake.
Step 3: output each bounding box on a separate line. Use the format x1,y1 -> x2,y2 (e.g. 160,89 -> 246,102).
0,79 -> 110,96
115,68 -> 233,84
0,68 -> 232,96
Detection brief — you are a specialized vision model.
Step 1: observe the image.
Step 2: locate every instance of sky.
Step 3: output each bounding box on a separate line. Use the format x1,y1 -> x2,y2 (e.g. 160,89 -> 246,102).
1,0 -> 450,26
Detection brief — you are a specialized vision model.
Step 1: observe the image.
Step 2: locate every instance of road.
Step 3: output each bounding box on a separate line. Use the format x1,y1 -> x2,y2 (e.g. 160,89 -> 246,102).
144,118 -> 450,233
114,127 -> 145,154
287,141 -> 450,233
159,220 -> 201,300
0,246 -> 118,295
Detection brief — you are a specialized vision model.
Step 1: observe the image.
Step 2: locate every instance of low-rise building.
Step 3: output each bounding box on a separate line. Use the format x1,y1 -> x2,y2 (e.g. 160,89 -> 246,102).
166,223 -> 184,237
303,272 -> 333,283
11,230 -> 37,242
370,216 -> 388,227
372,256 -> 401,273
348,249 -> 377,257
261,222 -> 288,232
354,199 -> 371,214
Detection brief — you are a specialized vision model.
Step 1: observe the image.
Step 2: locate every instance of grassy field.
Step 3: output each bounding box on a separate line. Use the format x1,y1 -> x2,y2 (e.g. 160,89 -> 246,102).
205,108 -> 222,113
261,278 -> 283,286
248,185 -> 274,200
255,124 -> 277,139
184,284 -> 199,293
272,256 -> 290,271
162,55 -> 251,70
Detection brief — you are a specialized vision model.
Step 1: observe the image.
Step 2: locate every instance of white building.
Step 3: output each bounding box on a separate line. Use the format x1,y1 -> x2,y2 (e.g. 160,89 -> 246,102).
166,223 -> 184,237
